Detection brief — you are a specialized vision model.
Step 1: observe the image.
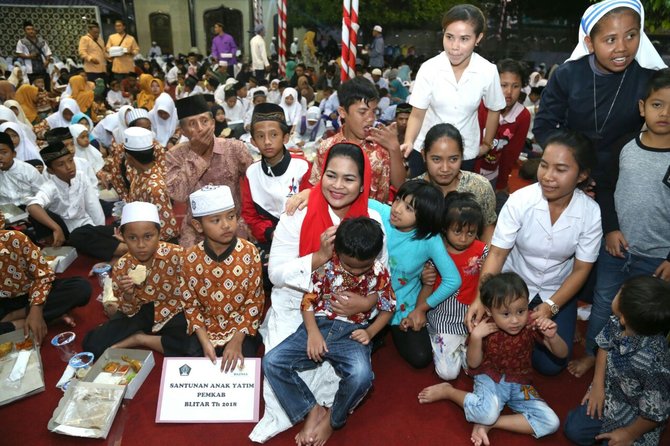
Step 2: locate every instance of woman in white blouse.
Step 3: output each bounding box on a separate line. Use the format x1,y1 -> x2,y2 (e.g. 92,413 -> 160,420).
466,130 -> 602,375
250,143 -> 388,443
401,4 -> 505,172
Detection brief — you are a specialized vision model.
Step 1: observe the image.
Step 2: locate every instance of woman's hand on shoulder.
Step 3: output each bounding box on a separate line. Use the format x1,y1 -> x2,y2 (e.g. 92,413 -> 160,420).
284,188 -> 311,216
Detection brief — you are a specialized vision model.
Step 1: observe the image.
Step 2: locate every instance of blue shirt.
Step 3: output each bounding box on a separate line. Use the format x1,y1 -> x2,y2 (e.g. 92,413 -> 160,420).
369,199 -> 460,325
597,316 -> 670,446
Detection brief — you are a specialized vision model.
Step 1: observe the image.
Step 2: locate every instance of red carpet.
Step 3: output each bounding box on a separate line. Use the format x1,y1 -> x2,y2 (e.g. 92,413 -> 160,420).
2,200 -> 667,445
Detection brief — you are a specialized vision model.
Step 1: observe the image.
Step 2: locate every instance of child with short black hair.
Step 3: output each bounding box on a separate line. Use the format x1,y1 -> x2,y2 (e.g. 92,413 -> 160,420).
241,103 -> 311,247
437,272 -> 566,445
564,276 -> 670,446
417,192 -> 489,393
309,77 -> 406,203
82,202 -> 188,358
181,185 -> 265,372
263,216 -> 395,445
569,68 -> 670,378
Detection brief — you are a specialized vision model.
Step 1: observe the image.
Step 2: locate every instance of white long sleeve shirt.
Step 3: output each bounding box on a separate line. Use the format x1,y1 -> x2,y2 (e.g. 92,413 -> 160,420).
0,159 -> 45,206
250,35 -> 269,70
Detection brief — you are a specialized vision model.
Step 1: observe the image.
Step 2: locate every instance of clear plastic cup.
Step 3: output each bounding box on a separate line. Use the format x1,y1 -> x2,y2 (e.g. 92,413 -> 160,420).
51,331 -> 76,362
69,351 -> 95,379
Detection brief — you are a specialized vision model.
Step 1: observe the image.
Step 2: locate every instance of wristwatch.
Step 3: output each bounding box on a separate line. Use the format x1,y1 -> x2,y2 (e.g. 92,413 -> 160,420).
545,299 -> 560,316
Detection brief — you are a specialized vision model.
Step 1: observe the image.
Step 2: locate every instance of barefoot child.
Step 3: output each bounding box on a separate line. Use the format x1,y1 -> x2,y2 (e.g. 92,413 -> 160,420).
263,217 -> 395,445
181,185 -> 265,372
439,272 -> 565,445
564,276 -> 670,445
82,202 -> 189,358
418,192 -> 488,393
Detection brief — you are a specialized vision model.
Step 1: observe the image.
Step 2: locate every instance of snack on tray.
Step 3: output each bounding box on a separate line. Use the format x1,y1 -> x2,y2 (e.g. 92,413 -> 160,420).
43,255 -> 58,261
15,339 -> 33,350
115,365 -> 130,375
121,355 -> 142,372
0,341 -> 12,358
102,362 -> 120,373
127,265 -> 147,285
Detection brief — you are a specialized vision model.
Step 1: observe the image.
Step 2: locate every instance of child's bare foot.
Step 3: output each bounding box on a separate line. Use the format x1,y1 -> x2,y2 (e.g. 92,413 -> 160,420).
60,313 -> 76,328
567,356 -> 596,378
310,409 -> 333,446
295,405 -> 327,445
471,424 -> 492,446
1,308 -> 27,322
418,382 -> 454,404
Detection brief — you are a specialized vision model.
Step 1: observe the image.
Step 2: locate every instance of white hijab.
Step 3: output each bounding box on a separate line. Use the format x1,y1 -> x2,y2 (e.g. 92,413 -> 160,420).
69,123 -> 104,172
149,93 -> 178,146
46,98 -> 81,129
91,112 -> 118,148
280,87 -> 302,126
0,104 -> 37,144
567,0 -> 666,70
0,121 -> 42,162
3,100 -> 31,126
113,105 -> 134,144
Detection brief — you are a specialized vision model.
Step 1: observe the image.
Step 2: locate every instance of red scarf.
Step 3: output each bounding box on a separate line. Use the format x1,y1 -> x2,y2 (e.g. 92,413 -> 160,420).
299,144 -> 371,256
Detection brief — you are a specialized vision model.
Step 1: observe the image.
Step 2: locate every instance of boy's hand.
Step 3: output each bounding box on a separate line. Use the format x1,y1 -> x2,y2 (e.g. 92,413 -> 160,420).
534,316 -> 557,339
581,383 -> 605,419
653,260 -> 670,282
202,340 -> 217,365
52,227 -> 66,247
351,328 -> 371,345
367,122 -> 399,151
399,317 -> 412,332
221,335 -> 244,373
118,275 -> 136,300
470,317 -> 498,340
406,308 -> 427,332
605,231 -> 628,258
25,305 -> 46,345
595,427 -> 635,446
421,262 -> 437,287
307,332 -> 328,362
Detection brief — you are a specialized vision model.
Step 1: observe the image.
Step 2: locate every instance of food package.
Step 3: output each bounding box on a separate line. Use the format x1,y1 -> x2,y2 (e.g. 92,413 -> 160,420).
127,265 -> 147,285
48,381 -> 125,439
101,277 -> 117,303
0,330 -> 45,406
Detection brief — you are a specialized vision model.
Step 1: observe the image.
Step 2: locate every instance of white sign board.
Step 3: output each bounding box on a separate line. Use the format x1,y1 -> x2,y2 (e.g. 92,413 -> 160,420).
156,357 -> 261,423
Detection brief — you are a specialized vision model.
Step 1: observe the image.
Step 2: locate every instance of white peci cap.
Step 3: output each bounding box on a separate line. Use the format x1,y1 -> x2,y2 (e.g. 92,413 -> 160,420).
123,127 -> 154,151
120,201 -> 160,226
373,25 -> 382,33
371,68 -> 382,76
190,185 -> 235,217
126,107 -> 150,125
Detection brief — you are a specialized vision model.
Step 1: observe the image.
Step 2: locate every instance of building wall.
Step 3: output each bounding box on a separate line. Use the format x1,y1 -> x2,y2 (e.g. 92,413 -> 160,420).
134,0 -> 191,56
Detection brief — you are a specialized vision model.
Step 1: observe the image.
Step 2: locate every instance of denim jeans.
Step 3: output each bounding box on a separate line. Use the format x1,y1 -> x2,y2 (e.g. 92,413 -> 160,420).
584,244 -> 664,356
564,403 -> 605,445
262,318 -> 374,429
463,374 -> 560,438
529,294 -> 577,376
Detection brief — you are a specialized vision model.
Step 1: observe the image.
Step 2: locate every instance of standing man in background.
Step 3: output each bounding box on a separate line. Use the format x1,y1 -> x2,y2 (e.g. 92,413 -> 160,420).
15,21 -> 53,90
250,25 -> 270,82
106,19 -> 140,81
368,25 -> 384,69
78,21 -> 108,84
211,23 -> 237,78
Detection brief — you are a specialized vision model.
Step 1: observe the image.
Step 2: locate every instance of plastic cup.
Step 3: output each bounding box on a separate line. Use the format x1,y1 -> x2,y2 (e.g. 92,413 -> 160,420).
69,351 -> 95,379
51,331 -> 76,362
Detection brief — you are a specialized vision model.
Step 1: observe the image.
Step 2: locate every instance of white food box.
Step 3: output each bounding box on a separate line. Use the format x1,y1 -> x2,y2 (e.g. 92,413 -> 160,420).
108,46 -> 125,57
0,330 -> 44,406
83,348 -> 154,399
48,381 -> 125,439
0,204 -> 28,225
41,246 -> 78,273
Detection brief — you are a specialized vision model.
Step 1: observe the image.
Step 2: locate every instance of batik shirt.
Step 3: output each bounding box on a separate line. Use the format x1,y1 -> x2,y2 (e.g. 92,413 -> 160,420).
102,141 -> 166,201
0,230 -> 54,305
301,255 -> 396,325
310,131 -> 392,203
182,238 -> 265,347
113,242 -> 184,332
597,316 -> 670,446
127,163 -> 179,241
471,323 -> 543,384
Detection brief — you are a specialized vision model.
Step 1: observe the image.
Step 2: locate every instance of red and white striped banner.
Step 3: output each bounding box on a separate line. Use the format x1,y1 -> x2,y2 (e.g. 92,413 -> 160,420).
341,0 -> 359,81
278,0 -> 287,77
